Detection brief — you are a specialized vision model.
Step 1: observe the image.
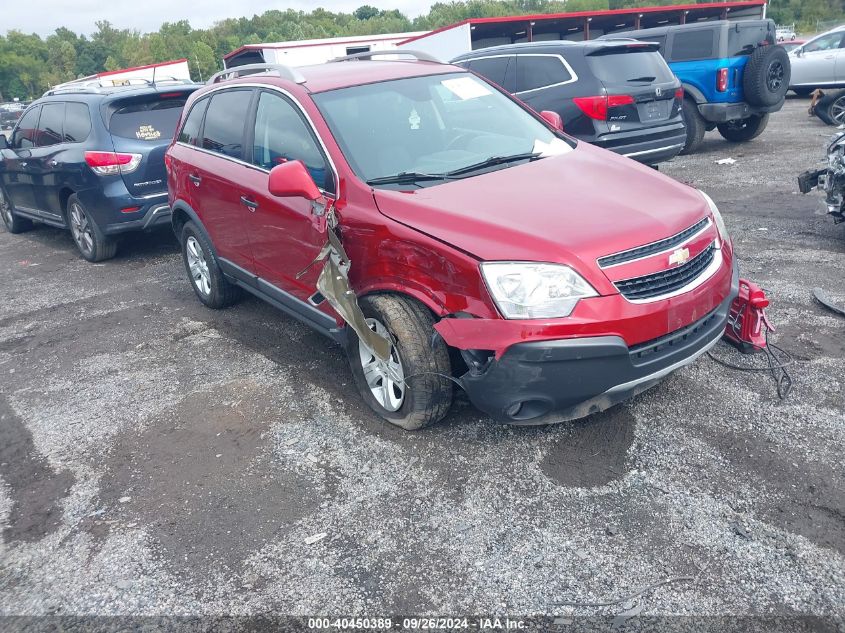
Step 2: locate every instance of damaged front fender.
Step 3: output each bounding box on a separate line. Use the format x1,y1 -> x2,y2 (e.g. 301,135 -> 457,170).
299,218 -> 392,362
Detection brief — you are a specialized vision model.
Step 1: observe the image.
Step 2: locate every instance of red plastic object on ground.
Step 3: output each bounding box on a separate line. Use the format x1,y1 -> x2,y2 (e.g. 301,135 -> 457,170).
724,279 -> 773,353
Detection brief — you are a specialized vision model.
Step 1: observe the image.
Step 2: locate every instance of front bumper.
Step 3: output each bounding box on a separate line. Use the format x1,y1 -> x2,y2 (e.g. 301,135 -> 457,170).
698,100 -> 783,123
456,261 -> 739,424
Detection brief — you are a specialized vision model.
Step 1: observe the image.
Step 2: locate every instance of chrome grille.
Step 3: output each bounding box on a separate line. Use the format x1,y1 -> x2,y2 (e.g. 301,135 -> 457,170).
597,218 -> 710,268
614,243 -> 716,301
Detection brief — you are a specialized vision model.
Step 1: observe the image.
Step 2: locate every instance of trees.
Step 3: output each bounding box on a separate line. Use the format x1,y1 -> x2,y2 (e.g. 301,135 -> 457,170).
1,0 -> 844,99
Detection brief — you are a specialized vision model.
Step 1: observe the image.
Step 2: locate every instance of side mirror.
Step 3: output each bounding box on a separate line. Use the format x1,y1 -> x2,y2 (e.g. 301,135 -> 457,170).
0,134 -> 7,150
796,48 -> 804,57
268,160 -> 321,201
540,110 -> 564,132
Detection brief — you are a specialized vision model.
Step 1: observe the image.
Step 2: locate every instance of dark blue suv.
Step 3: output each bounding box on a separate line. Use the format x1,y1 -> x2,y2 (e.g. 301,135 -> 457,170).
0,81 -> 199,261
602,19 -> 790,154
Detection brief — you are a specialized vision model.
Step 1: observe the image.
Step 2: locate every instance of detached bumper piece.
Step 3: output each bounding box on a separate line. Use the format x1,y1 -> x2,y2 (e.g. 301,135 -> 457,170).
459,272 -> 738,425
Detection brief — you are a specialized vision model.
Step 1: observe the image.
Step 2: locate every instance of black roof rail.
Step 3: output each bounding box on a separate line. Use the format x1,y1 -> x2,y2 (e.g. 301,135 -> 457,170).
208,63 -> 306,85
329,49 -> 440,63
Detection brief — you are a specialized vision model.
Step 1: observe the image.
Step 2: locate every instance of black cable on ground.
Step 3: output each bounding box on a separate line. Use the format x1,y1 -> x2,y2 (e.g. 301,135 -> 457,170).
707,302 -> 794,400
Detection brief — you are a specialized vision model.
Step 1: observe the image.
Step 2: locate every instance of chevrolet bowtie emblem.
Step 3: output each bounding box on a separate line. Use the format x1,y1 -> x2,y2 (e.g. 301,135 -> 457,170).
669,247 -> 690,266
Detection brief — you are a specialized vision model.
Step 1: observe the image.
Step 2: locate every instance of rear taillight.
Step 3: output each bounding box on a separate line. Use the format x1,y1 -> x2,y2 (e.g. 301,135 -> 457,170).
572,94 -> 635,121
84,151 -> 142,176
675,87 -> 684,99
717,68 -> 729,92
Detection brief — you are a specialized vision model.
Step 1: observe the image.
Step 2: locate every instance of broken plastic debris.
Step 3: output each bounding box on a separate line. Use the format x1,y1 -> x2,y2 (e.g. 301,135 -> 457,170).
304,532 -> 327,545
715,158 -> 737,165
118,496 -> 131,503
306,454 -> 320,464
575,548 -> 588,560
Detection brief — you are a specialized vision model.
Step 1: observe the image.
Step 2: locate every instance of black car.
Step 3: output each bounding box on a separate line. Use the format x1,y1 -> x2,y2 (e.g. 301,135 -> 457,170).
0,81 -> 199,261
452,40 -> 686,166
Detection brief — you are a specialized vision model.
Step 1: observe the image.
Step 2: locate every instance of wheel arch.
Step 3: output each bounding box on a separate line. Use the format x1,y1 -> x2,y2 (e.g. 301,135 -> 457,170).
681,83 -> 707,105
170,200 -> 219,258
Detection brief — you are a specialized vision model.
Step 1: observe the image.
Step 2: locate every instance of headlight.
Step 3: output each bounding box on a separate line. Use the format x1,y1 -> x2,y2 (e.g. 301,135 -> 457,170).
480,262 -> 597,319
699,189 -> 729,244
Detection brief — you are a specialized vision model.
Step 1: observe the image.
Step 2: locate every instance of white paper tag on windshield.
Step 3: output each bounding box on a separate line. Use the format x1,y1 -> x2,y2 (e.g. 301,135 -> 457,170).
441,77 -> 491,100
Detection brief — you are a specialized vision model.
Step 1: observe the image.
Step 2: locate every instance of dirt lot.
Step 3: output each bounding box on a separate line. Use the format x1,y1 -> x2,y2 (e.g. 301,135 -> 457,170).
0,96 -> 843,630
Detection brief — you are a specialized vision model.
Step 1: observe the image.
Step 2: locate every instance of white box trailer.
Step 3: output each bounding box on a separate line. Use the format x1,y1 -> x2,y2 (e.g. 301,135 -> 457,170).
224,32 -> 429,68
51,59 -> 192,91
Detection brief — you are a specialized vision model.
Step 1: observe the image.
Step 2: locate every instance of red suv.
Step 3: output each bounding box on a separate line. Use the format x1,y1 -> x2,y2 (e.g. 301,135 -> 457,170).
166,52 -> 738,430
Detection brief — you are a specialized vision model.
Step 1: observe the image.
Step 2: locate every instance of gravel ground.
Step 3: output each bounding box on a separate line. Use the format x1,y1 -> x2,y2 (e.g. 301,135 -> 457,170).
0,96 -> 843,631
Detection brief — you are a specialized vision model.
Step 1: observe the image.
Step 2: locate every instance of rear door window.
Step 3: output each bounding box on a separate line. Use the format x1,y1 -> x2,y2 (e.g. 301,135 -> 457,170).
63,103 -> 91,143
668,29 -> 715,61
109,94 -> 190,142
467,57 -> 516,92
177,97 -> 209,146
201,90 -> 253,159
36,102 -> 64,147
12,106 -> 39,149
515,55 -> 574,93
586,50 -> 675,84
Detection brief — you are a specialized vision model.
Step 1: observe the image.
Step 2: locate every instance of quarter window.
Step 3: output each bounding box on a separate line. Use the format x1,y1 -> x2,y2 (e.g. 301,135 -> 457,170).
516,56 -> 573,92
63,103 -> 91,143
177,97 -> 209,146
36,102 -> 65,147
669,29 -> 716,61
202,90 -> 252,159
12,106 -> 40,149
250,92 -> 333,192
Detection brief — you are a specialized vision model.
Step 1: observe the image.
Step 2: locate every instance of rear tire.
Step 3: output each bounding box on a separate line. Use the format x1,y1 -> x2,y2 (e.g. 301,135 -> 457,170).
180,221 -> 241,309
67,194 -> 117,262
815,89 -> 845,126
0,186 -> 33,234
743,45 -> 790,107
680,98 -> 706,155
348,294 -> 452,431
717,114 -> 769,142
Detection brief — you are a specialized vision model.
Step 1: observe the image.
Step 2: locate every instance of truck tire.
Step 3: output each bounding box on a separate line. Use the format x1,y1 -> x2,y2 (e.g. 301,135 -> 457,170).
717,113 -> 769,142
348,294 -> 452,431
680,97 -> 706,154
814,89 -> 845,126
744,45 -> 790,107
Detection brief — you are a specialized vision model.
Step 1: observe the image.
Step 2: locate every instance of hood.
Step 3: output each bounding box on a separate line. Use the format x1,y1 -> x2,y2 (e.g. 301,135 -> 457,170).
372,142 -> 711,284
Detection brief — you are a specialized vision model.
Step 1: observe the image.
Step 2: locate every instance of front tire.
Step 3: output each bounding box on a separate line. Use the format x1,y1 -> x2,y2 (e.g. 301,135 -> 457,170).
717,114 -> 769,142
814,89 -> 845,126
0,186 -> 33,234
348,294 -> 452,431
680,98 -> 706,155
180,221 -> 241,309
67,195 -> 117,262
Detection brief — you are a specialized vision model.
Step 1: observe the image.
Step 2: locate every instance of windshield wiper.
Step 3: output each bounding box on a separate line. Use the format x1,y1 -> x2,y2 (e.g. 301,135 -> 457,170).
366,171 -> 456,186
627,76 -> 656,82
442,152 -> 542,177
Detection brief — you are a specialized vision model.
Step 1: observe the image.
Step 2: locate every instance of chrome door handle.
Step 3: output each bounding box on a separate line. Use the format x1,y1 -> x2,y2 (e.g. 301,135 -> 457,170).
188,174 -> 201,186
240,195 -> 258,211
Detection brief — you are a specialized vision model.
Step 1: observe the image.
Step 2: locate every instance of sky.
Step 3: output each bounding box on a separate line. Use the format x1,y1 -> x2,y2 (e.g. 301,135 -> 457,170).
2,0 -> 434,37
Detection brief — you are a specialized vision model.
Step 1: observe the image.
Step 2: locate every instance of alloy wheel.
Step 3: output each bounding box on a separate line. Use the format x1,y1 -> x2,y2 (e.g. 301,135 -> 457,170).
766,61 -> 785,93
358,318 -> 405,412
186,236 -> 211,296
0,190 -> 13,228
831,96 -> 845,125
69,202 -> 94,254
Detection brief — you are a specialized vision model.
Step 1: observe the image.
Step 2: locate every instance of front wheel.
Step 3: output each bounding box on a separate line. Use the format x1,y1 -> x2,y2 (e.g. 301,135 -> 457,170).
716,114 -> 769,142
0,186 -> 33,234
348,294 -> 452,430
67,195 -> 117,262
814,90 -> 845,126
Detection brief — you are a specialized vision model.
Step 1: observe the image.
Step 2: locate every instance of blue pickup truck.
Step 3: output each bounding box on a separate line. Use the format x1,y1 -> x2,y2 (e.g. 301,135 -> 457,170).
601,19 -> 790,154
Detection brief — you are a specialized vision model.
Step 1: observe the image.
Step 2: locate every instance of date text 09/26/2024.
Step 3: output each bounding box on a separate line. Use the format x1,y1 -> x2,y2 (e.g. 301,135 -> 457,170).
307,617 -> 527,630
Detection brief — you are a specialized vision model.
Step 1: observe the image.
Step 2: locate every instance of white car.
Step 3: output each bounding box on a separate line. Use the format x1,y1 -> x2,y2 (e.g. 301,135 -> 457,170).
776,27 -> 796,41
789,25 -> 845,95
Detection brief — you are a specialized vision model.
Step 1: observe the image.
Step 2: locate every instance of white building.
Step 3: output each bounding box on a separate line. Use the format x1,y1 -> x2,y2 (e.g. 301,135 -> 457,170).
223,32 -> 429,68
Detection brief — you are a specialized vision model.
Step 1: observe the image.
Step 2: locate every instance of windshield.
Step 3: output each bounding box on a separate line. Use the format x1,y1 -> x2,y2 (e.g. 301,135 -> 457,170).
312,72 -> 572,186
